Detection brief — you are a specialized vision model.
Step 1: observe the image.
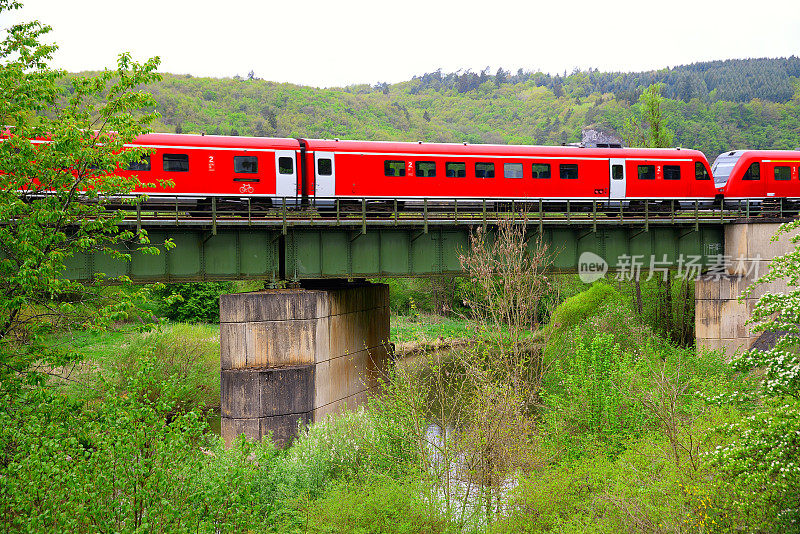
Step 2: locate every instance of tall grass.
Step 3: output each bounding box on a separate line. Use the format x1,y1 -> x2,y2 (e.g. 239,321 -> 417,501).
57,323 -> 221,412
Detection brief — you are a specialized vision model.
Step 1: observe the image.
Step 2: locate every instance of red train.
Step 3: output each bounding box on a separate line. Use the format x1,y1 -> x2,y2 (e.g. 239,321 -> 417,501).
713,150 -> 800,203
11,130 -> 800,207
117,133 -> 719,208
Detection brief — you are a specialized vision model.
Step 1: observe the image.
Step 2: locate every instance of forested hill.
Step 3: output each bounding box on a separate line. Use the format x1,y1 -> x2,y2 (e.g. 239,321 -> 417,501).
411,57 -> 800,103
87,56 -> 800,160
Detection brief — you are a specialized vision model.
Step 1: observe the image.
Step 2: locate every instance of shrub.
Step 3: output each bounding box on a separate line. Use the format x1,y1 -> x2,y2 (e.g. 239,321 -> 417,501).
106,325 -> 221,411
543,281 -> 620,339
491,452 -> 615,533
496,408 -> 738,534
0,357 -> 215,532
710,397 -> 800,531
285,406 -> 419,492
543,332 -> 652,455
296,476 -> 456,534
154,281 -> 234,323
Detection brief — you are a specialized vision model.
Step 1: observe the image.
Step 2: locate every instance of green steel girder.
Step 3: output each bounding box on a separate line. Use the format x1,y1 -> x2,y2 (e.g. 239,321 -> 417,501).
60,225 -> 724,282
63,229 -> 281,282
284,225 -> 724,278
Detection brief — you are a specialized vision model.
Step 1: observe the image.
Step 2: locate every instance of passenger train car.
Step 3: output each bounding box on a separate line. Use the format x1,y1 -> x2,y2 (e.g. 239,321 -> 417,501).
119,133 -> 718,207
713,149 -> 800,202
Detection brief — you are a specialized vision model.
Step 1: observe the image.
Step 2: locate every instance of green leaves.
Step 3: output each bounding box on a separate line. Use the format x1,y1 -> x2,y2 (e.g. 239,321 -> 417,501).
708,221 -> 800,528
0,1 -> 165,372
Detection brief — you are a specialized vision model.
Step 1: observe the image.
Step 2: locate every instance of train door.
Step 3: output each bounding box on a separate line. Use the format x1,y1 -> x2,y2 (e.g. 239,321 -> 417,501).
609,158 -> 626,199
767,162 -> 795,199
274,150 -> 297,199
314,152 -> 336,197
739,161 -> 765,198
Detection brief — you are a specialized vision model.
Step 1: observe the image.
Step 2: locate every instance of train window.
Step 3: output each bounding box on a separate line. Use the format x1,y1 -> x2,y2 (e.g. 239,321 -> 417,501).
774,166 -> 791,181
611,165 -> 623,180
695,162 -> 710,180
531,163 -> 551,179
384,160 -> 406,177
128,155 -> 151,171
278,157 -> 294,175
475,162 -> 495,178
445,162 -> 466,178
234,156 -> 258,174
742,162 -> 761,181
318,158 -> 332,176
664,165 -> 681,180
504,163 -> 523,178
163,153 -> 189,172
559,164 -> 578,179
415,161 -> 436,177
637,165 -> 655,180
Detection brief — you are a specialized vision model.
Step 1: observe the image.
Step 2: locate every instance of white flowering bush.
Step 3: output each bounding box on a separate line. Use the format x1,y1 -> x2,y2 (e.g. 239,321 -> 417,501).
710,218 -> 800,531
733,217 -> 800,399
711,399 -> 800,531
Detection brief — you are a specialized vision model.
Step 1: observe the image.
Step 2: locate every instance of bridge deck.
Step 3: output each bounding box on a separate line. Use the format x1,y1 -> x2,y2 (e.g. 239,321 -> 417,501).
61,197 -> 796,281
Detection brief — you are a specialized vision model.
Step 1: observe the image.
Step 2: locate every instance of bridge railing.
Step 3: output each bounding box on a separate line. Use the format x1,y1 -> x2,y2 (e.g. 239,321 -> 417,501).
122,196 -> 799,233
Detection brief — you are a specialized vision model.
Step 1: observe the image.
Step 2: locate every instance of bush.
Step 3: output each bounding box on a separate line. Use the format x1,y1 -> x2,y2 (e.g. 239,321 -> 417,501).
154,281 -> 234,323
544,283 -> 653,357
297,476 -> 456,534
106,325 -> 221,411
285,407 -> 419,491
0,357 -> 218,532
495,407 -> 739,534
491,452 -> 615,533
710,398 -> 800,531
543,332 -> 652,455
543,281 -> 620,338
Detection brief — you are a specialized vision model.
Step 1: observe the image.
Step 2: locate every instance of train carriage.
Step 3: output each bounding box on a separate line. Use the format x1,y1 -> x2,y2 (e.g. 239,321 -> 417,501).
714,149 -> 800,203
299,139 -> 717,206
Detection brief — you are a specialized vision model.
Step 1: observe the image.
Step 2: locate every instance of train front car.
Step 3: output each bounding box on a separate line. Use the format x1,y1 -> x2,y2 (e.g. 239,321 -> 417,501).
715,149 -> 800,209
300,139 -> 717,210
119,133 -> 302,210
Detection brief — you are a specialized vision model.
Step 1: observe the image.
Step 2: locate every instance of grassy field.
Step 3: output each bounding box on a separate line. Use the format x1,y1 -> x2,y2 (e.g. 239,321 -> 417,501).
390,313 -> 477,345
54,323 -> 222,410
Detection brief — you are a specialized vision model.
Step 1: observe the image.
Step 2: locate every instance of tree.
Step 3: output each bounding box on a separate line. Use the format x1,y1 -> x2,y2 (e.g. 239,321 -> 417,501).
622,83 -> 679,324
551,76 -> 564,98
0,0 -> 165,375
375,217 -> 553,528
459,217 -> 556,400
624,83 -> 674,148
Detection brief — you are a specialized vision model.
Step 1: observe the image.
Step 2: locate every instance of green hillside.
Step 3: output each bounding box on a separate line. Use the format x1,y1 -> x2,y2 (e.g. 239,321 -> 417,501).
82,57 -> 800,160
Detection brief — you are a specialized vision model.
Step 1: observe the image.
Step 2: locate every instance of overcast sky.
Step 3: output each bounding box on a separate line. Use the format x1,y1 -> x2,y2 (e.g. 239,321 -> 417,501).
5,0 -> 800,88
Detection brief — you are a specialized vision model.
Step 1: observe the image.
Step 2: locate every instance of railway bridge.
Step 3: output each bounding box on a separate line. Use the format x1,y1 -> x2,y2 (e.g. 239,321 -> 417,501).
61,198 -> 798,444
65,198 -> 776,281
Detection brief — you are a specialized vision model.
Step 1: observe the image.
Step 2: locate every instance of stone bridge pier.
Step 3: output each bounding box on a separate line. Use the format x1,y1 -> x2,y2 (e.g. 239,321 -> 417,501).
696,222 -> 796,355
220,280 -> 390,445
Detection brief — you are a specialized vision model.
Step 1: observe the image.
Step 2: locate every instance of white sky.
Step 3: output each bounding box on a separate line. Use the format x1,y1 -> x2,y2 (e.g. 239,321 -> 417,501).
5,0 -> 800,88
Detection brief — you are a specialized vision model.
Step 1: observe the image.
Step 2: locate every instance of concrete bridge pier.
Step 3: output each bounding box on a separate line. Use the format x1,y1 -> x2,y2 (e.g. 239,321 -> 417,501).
695,222 -> 795,355
219,280 -> 390,445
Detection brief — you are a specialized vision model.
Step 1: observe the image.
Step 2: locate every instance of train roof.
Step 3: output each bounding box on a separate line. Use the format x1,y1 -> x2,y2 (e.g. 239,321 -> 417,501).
130,132 -> 300,149
126,133 -> 708,160
715,149 -> 800,160
302,138 -> 707,159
